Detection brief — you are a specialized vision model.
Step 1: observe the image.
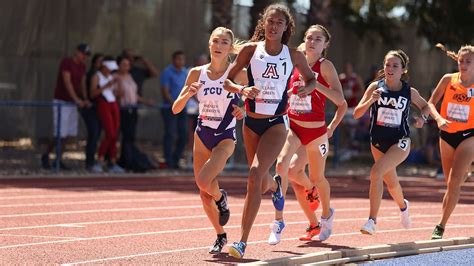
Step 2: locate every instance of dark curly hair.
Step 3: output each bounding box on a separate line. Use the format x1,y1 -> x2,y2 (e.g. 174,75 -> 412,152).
250,4 -> 295,45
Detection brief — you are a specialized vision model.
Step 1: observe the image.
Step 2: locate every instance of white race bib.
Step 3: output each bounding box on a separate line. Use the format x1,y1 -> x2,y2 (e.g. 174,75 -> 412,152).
376,107 -> 402,128
467,88 -> 474,98
447,102 -> 470,123
289,94 -> 312,113
199,100 -> 225,122
319,142 -> 329,157
398,138 -> 410,151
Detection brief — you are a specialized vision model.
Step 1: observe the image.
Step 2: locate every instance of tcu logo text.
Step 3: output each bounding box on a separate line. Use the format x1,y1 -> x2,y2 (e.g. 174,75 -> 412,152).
378,96 -> 408,110
262,63 -> 279,79
203,87 -> 222,96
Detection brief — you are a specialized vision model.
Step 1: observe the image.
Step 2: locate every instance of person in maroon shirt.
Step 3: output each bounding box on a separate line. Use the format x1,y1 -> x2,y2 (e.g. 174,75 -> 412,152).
41,43 -> 91,170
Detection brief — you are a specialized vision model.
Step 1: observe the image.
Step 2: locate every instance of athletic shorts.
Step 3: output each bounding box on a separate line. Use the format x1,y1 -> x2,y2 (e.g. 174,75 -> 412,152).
244,115 -> 289,136
440,129 -> 474,149
290,121 -> 327,145
52,99 -> 78,138
196,123 -> 236,151
371,136 -> 410,153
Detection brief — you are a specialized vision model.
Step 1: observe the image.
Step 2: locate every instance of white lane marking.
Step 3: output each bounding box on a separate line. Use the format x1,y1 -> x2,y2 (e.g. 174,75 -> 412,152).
62,223 -> 474,265
0,234 -> 80,240
0,201 -> 303,218
1,213 -> 473,250
56,224 -> 85,228
0,204 -> 471,231
0,197 -> 197,208
0,191 -> 182,200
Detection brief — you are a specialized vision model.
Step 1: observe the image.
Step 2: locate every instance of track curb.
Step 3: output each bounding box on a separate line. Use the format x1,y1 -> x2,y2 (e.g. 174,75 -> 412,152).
241,237 -> 474,265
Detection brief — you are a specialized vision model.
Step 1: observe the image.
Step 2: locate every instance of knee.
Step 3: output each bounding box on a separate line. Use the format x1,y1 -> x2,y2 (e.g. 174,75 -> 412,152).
248,167 -> 263,191
195,175 -> 210,193
370,165 -> 383,182
287,166 -> 302,182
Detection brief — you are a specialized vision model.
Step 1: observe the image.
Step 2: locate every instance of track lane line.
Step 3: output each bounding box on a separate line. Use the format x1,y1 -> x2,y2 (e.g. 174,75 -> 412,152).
61,224 -> 474,265
0,213 -> 472,250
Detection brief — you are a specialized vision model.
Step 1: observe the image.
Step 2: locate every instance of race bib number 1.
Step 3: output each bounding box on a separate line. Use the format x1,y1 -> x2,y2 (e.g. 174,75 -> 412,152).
468,88 -> 474,98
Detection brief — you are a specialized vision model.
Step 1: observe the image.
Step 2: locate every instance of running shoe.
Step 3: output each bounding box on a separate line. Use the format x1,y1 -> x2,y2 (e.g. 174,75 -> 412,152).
400,199 -> 412,229
215,189 -> 230,226
229,241 -> 246,259
431,224 -> 445,240
272,175 -> 285,211
360,218 -> 376,235
306,186 -> 320,212
319,207 -> 335,241
209,234 -> 227,254
268,220 -> 285,245
299,223 -> 321,241
108,164 -> 125,173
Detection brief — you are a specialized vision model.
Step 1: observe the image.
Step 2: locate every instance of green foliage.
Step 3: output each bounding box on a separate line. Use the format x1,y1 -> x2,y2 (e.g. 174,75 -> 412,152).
404,0 -> 474,47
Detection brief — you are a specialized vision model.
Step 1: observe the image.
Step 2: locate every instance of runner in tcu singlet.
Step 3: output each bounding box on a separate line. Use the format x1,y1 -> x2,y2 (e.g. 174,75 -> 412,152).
172,27 -> 247,255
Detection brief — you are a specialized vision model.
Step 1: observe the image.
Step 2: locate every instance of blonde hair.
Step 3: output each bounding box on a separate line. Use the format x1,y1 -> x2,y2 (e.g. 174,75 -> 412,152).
303,24 -> 331,57
436,43 -> 474,61
210,26 -> 244,54
375,49 -> 410,82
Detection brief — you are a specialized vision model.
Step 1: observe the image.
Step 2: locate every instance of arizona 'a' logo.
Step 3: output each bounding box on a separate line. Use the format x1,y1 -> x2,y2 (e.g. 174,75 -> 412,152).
262,63 -> 279,79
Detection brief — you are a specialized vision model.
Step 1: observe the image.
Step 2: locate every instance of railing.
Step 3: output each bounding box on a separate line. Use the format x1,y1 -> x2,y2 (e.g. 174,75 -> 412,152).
0,100 -> 342,172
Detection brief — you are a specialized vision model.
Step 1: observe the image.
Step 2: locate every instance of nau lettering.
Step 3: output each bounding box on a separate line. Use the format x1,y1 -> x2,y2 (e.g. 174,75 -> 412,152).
378,96 -> 408,110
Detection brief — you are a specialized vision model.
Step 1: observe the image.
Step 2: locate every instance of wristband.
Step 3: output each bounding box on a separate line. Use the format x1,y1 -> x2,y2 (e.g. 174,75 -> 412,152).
239,85 -> 247,94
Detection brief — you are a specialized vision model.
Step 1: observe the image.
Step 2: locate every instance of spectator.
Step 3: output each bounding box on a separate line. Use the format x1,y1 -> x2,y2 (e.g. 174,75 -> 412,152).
115,56 -> 156,172
81,53 -> 104,172
339,61 -> 364,109
338,61 -> 365,160
160,50 -> 188,169
41,43 -> 90,170
364,65 -> 379,88
121,48 -> 159,96
90,57 -> 124,173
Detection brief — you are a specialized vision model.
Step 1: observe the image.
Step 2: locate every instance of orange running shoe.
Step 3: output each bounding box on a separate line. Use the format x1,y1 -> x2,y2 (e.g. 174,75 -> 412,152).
306,186 -> 320,212
299,223 -> 321,241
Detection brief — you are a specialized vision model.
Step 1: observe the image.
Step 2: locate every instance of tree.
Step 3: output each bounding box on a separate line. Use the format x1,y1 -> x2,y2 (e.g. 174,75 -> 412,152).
331,0 -> 402,43
249,0 -> 275,37
307,0 -> 332,27
405,0 -> 474,47
211,0 -> 233,30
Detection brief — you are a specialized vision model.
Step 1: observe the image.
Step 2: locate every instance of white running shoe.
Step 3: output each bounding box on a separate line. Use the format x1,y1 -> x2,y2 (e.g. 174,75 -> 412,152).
319,208 -> 335,241
400,199 -> 412,229
268,220 -> 285,245
360,219 -> 376,235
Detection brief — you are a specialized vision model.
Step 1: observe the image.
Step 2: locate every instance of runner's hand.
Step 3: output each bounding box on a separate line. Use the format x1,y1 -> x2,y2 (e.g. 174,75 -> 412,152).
232,104 -> 245,120
186,82 -> 201,97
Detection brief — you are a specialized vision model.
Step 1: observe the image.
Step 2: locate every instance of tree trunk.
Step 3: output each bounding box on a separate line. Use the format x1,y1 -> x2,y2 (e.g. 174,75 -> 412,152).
211,0 -> 233,30
307,0 -> 332,27
248,0 -> 274,37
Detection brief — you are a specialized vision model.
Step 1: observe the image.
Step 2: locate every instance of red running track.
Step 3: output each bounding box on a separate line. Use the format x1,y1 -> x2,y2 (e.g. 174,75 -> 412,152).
0,174 -> 472,264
